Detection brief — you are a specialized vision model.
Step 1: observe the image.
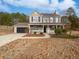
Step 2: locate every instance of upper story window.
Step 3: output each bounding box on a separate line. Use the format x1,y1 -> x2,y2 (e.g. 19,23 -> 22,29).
53,18 -> 56,23
56,17 -> 59,23
32,17 -> 33,22
50,17 -> 53,23
31,16 -> 38,23
58,18 -> 61,23
38,17 -> 40,22
43,17 -> 49,23
33,16 -> 38,20
56,17 -> 61,23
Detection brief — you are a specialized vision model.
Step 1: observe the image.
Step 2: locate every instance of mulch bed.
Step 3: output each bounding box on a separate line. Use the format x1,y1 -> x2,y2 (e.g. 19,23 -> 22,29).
23,33 -> 45,37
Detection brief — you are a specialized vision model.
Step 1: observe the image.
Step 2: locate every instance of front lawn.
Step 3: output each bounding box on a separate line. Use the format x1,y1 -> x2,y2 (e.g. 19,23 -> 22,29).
0,38 -> 79,59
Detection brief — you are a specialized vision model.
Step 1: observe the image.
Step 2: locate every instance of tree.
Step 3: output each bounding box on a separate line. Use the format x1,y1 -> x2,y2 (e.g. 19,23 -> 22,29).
0,12 -> 13,26
0,12 -> 29,26
11,12 -> 28,24
66,7 -> 79,35
66,7 -> 76,16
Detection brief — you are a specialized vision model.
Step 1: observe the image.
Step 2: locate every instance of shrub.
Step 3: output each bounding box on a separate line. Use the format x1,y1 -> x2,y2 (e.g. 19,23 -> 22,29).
34,32 -> 37,34
54,28 -> 62,35
55,28 -> 68,35
40,32 -> 43,35
62,29 -> 67,34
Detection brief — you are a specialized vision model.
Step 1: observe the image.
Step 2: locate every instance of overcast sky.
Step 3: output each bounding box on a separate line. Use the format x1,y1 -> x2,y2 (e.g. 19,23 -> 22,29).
0,0 -> 79,15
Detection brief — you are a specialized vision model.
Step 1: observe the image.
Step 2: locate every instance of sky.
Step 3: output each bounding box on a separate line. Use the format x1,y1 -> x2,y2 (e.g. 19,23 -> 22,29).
0,0 -> 79,16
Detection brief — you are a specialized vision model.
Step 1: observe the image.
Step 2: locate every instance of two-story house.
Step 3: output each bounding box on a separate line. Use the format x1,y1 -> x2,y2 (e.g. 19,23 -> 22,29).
28,11 -> 70,34
14,11 -> 70,34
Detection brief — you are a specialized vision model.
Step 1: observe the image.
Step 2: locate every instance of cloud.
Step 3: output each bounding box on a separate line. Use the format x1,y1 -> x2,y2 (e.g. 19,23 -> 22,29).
58,0 -> 76,10
3,0 -> 76,10
0,1 -> 10,12
0,0 -> 78,15
3,0 -> 49,8
50,0 -> 59,8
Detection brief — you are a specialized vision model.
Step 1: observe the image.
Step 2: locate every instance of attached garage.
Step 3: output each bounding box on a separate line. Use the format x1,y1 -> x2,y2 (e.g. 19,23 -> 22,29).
14,23 -> 29,33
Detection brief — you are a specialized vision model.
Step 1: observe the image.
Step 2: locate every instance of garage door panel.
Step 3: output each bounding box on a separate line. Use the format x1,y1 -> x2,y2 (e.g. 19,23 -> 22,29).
17,28 -> 26,33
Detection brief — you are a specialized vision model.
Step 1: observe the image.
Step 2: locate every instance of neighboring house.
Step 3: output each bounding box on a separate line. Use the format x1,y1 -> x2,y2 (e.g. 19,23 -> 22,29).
14,11 -> 70,34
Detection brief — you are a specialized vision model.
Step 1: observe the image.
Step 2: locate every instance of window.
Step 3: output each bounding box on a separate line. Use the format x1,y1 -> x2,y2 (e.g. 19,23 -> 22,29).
43,18 -> 47,23
47,18 -> 49,23
53,18 -> 56,23
38,17 -> 40,22
31,17 -> 33,22
56,18 -> 59,23
31,16 -> 38,23
43,17 -> 49,23
55,17 -> 61,23
58,18 -> 61,23
33,16 -> 38,20
50,26 -> 56,30
50,17 -> 53,23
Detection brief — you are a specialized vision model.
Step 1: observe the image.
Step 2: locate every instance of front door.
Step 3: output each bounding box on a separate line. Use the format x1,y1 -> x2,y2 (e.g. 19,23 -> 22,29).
44,26 -> 47,33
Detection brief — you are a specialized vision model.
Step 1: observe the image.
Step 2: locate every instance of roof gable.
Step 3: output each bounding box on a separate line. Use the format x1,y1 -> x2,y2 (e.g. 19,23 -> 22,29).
31,12 -> 40,16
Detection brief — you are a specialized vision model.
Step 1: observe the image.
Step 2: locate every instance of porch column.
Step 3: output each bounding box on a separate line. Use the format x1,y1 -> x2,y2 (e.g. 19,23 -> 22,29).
29,25 -> 31,34
43,25 -> 44,33
47,25 -> 50,34
56,25 -> 58,29
63,25 -> 65,29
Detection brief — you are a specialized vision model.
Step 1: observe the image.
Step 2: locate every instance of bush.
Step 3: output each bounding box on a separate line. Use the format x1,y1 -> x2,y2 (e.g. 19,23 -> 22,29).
34,32 -> 37,34
62,29 -> 67,34
40,32 -> 43,35
55,28 -> 62,35
55,28 -> 67,35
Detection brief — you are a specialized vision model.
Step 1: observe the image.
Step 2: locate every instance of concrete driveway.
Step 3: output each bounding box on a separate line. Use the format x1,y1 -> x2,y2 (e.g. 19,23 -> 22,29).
0,33 -> 26,47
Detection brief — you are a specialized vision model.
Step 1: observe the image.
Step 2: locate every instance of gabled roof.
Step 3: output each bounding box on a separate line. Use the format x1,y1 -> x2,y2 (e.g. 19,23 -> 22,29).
31,11 -> 60,17
40,13 -> 53,17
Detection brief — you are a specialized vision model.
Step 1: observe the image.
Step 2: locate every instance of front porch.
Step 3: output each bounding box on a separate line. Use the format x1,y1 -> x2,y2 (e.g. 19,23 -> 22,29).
29,25 -> 64,34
